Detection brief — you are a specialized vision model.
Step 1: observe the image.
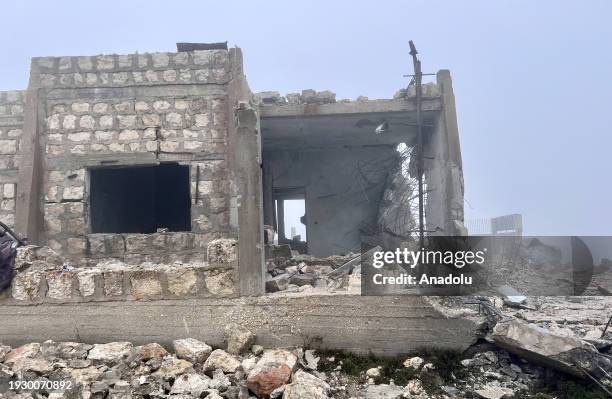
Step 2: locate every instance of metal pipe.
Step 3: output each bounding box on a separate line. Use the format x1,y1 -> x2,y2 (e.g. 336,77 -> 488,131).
409,40 -> 425,249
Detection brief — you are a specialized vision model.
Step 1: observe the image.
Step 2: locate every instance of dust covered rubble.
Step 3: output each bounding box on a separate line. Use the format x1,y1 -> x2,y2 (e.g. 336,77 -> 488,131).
2,319 -> 611,399
264,244 -> 361,295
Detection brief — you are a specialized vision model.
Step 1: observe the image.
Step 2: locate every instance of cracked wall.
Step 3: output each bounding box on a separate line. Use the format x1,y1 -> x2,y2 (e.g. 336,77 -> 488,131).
29,50 -> 234,262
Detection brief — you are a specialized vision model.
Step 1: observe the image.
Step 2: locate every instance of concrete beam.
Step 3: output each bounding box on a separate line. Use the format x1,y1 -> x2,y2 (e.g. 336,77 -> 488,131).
0,296 -> 484,356
259,98 -> 442,118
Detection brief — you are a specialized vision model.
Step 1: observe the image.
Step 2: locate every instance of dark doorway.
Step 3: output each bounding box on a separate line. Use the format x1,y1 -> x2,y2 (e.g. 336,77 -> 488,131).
90,163 -> 191,233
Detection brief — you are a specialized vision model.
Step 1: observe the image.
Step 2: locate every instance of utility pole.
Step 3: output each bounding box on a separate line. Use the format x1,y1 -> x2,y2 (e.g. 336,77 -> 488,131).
409,40 -> 425,249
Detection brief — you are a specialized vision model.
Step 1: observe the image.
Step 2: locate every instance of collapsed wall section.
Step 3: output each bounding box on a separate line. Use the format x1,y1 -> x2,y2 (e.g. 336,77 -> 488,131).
0,91 -> 25,228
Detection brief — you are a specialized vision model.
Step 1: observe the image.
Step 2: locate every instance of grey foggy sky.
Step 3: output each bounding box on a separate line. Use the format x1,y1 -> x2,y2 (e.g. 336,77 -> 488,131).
1,1 -> 611,235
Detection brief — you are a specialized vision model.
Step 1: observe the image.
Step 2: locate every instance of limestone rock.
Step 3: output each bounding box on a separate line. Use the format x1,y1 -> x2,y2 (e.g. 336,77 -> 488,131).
5,343 -> 41,364
366,367 -> 381,378
360,384 -> 405,399
153,356 -> 193,379
203,349 -> 241,373
41,341 -> 92,360
87,342 -> 133,363
403,356 -> 424,369
138,343 -> 168,360
225,323 -> 256,355
12,357 -> 53,373
246,349 -> 297,398
284,369 -> 330,399
173,338 -> 212,363
171,373 -> 211,396
474,385 -> 514,399
207,238 -> 237,263
0,345 -> 11,362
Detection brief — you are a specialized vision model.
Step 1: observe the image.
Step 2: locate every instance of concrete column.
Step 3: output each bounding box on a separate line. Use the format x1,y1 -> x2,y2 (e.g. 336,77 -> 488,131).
262,157 -> 275,228
423,70 -> 465,235
227,48 -> 265,296
15,63 -> 43,243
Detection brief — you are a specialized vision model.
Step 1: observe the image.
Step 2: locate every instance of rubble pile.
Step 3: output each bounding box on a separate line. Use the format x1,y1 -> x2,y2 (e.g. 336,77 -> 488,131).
264,245 -> 361,294
1,319 -> 610,399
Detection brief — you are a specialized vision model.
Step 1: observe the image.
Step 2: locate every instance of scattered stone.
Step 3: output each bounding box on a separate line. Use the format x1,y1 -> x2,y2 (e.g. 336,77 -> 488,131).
266,274 -> 289,292
225,323 -> 256,355
247,349 -> 297,398
87,342 -> 133,363
284,370 -> 330,398
152,356 -> 193,379
366,367 -> 381,378
360,384 -> 405,399
474,385 -> 515,399
403,356 -> 424,369
173,338 -> 212,363
252,345 -> 264,356
138,342 -> 168,360
5,343 -> 41,364
303,349 -> 319,370
203,349 -> 241,373
171,373 -> 211,396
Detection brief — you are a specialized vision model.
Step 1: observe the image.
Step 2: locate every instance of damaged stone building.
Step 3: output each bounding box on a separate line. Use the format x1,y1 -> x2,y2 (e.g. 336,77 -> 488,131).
1,44 -> 612,398
0,43 -> 464,297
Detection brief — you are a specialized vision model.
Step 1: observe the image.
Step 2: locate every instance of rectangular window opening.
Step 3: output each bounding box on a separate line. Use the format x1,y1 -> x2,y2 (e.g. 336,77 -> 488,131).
89,163 -> 191,234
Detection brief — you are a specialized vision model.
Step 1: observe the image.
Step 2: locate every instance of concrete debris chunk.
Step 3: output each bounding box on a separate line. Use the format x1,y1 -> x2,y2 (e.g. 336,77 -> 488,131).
173,337 -> 212,363
490,318 -> 612,379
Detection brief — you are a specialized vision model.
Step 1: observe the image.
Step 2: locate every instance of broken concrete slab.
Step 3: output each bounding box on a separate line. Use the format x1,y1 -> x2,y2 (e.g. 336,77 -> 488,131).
490,318 -> 612,379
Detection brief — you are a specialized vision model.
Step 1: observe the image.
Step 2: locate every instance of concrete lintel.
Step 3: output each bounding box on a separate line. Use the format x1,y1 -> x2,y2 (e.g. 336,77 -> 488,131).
259,98 -> 442,118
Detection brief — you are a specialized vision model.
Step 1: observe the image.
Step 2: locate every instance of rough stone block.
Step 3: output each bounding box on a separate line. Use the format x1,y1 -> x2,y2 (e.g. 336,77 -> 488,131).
62,186 -> 84,200
125,234 -> 149,252
167,268 -> 199,296
130,271 -> 162,300
207,239 -> 237,263
103,270 -> 124,297
0,140 -> 17,155
12,272 -> 42,301
45,271 -> 73,300
77,271 -> 98,297
204,269 -> 234,296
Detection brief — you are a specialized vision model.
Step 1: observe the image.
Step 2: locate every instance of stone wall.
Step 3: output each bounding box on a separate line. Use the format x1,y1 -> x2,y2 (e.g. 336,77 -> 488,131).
29,50 -> 234,261
0,90 -> 25,228
4,238 -> 237,304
